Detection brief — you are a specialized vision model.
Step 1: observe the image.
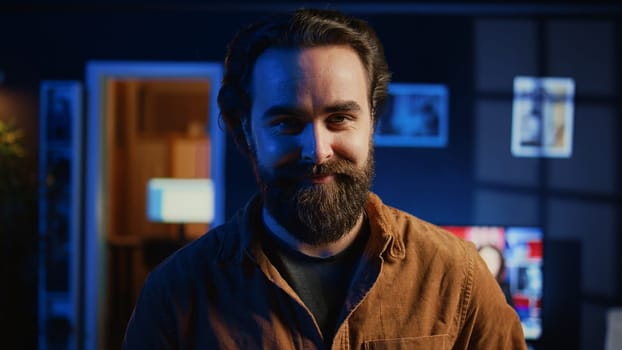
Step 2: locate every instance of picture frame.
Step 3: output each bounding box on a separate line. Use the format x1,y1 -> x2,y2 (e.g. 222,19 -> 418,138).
374,83 -> 449,147
40,81 -> 83,146
38,80 -> 83,350
511,76 -> 575,158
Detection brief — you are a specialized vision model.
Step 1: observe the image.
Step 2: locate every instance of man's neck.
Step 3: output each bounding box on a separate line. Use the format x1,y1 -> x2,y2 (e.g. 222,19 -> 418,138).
262,207 -> 365,258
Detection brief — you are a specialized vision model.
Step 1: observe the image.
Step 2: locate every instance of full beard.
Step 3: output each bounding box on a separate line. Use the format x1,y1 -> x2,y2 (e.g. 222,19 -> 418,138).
255,148 -> 374,246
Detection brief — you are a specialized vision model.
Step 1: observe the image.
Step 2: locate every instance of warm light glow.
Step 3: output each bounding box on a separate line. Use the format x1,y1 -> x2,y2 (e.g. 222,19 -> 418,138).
147,178 -> 214,223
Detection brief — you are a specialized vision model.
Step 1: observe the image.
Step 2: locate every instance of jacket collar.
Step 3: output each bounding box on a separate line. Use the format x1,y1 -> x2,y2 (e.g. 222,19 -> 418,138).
217,192 -> 406,264
364,192 -> 406,261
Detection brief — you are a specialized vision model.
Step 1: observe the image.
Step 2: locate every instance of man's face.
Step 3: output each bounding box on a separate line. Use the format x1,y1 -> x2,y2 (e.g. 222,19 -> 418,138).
246,45 -> 375,245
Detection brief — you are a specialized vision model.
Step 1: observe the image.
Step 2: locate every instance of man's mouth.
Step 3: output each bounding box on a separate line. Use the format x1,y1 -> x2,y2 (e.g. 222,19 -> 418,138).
303,173 -> 335,184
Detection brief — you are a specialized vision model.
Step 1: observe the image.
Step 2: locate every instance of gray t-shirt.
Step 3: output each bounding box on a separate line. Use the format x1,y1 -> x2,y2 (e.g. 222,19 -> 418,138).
262,222 -> 369,348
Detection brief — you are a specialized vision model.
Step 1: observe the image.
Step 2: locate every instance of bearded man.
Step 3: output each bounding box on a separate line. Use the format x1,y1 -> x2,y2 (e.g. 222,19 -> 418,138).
123,8 -> 527,350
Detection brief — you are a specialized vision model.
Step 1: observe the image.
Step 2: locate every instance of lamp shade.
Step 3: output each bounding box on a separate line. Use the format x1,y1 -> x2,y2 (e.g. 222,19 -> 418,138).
146,178 -> 214,223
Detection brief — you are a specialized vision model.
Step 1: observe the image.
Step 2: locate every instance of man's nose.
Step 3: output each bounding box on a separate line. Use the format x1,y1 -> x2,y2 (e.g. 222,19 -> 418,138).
300,123 -> 333,164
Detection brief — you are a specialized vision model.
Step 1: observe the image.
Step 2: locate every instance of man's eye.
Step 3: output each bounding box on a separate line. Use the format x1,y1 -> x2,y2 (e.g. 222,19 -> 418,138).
327,114 -> 351,126
271,118 -> 304,133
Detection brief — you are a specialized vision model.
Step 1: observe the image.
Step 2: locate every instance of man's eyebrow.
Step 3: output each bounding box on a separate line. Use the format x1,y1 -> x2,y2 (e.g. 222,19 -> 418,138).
261,101 -> 362,119
324,101 -> 362,114
262,105 -> 306,119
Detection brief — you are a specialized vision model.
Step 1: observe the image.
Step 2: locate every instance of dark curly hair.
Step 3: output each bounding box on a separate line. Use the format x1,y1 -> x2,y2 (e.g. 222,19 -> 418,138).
217,8 -> 391,154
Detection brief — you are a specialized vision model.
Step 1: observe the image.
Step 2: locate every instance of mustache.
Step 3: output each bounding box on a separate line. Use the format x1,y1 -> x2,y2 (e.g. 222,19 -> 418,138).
273,158 -> 357,179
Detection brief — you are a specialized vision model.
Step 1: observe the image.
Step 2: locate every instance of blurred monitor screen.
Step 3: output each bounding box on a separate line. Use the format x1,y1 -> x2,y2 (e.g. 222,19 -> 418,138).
147,178 -> 214,223
442,225 -> 543,340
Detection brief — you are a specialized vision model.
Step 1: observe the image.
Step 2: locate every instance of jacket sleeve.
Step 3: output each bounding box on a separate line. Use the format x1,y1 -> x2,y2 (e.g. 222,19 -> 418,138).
122,274 -> 177,350
454,246 -> 528,350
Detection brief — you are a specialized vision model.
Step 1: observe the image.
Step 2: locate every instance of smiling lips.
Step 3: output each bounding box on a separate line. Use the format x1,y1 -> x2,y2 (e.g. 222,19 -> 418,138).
304,174 -> 335,184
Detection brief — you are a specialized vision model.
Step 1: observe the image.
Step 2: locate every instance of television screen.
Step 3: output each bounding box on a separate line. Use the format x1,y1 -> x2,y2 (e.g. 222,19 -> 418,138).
442,226 -> 543,340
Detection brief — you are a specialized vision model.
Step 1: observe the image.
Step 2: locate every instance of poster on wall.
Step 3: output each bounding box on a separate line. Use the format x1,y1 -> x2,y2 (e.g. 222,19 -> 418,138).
374,83 -> 449,147
511,76 -> 575,158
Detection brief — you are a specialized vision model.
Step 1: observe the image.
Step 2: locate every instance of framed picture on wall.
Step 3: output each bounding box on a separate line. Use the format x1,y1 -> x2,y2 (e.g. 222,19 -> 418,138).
39,80 -> 83,350
41,81 -> 83,146
374,83 -> 449,147
511,76 -> 575,158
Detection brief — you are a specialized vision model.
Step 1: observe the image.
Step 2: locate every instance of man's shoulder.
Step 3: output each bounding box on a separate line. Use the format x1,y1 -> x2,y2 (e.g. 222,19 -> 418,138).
144,222 -> 239,288
367,193 -> 475,262
147,196 -> 262,285
398,208 -> 473,259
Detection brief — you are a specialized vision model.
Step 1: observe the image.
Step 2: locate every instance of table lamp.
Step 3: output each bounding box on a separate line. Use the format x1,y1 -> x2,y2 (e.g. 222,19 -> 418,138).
146,178 -> 214,242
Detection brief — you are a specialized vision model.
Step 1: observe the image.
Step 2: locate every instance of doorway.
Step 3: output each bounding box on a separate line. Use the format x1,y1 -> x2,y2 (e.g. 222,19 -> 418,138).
84,62 -> 225,350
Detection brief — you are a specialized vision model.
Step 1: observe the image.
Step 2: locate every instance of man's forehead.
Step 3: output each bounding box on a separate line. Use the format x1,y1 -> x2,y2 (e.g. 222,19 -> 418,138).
252,45 -> 364,74
250,45 -> 370,97
251,48 -> 303,84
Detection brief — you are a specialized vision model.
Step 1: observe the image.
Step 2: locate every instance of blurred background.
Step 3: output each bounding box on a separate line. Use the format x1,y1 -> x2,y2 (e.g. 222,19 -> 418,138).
0,1 -> 620,349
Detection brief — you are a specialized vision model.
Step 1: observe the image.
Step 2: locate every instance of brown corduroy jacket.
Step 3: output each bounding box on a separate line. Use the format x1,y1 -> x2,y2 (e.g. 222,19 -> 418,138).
123,193 -> 527,349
